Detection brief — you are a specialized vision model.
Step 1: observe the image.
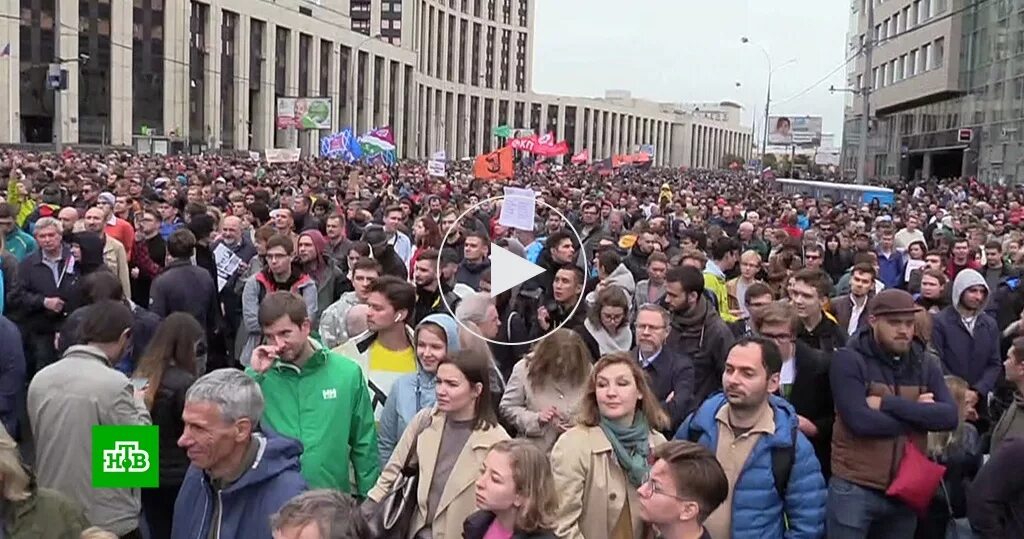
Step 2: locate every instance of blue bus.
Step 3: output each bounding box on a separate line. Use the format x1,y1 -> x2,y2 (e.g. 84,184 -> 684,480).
774,178 -> 895,206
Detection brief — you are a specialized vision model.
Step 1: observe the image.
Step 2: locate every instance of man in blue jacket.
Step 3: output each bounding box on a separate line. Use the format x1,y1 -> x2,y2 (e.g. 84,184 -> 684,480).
674,336 -> 826,539
172,369 -> 306,539
932,268 -> 1002,426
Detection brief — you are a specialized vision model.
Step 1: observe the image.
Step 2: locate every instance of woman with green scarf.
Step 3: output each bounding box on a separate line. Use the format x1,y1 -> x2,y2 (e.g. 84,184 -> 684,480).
550,352 -> 670,539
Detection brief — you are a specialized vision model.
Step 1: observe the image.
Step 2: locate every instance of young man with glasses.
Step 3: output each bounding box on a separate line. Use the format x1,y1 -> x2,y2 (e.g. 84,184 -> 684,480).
637,441 -> 728,539
754,302 -> 834,478
633,303 -> 694,433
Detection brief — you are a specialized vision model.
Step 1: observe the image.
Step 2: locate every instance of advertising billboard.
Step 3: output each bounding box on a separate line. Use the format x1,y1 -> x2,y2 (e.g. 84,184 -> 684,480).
768,115 -> 823,147
276,97 -> 332,130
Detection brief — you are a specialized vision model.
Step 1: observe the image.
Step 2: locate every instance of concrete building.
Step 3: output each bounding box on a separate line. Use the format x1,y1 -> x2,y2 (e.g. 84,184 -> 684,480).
841,0 -> 1024,183
0,0 -> 752,168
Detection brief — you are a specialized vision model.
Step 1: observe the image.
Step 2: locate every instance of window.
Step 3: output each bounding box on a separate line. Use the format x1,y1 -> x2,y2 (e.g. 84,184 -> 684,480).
921,42 -> 931,71
908,48 -> 917,76
873,67 -> 879,89
918,0 -> 929,23
875,24 -> 882,42
890,15 -> 898,36
901,7 -> 910,31
888,59 -> 896,84
912,0 -> 920,24
895,56 -> 904,82
933,37 -> 944,68
857,74 -> 863,90
934,0 -> 946,14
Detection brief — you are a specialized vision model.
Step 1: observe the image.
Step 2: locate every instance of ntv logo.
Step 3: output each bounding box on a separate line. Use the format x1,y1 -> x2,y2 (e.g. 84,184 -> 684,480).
102,441 -> 151,473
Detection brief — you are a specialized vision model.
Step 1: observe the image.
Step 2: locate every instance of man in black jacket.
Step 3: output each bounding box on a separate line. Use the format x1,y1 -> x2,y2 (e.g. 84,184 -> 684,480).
633,303 -> 694,433
8,217 -> 79,376
149,229 -> 218,337
755,302 -> 834,478
790,268 -> 847,354
662,266 -> 734,414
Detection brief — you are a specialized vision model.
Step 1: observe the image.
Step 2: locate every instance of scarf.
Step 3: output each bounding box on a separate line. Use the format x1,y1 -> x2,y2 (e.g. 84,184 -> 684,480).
599,414 -> 651,489
584,318 -> 633,356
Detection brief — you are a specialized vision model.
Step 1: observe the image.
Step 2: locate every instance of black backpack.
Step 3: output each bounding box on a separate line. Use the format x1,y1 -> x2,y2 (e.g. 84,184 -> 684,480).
687,424 -> 797,500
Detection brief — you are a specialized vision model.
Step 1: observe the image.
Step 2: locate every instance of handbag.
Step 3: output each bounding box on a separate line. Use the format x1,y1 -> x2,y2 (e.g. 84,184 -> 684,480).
362,411 -> 433,539
886,434 -> 947,515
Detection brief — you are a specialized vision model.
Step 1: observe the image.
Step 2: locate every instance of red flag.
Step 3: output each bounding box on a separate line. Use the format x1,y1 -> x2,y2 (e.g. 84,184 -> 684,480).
571,149 -> 590,165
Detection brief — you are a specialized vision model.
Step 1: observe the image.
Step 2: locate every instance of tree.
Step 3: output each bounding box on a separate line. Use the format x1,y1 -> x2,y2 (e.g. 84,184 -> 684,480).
761,153 -> 778,169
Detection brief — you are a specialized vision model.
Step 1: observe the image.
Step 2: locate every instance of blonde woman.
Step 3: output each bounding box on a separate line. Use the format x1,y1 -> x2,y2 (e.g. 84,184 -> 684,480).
0,424 -> 89,537
920,375 -> 981,538
368,350 -> 510,539
499,329 -> 592,452
550,352 -> 669,539
463,439 -> 559,539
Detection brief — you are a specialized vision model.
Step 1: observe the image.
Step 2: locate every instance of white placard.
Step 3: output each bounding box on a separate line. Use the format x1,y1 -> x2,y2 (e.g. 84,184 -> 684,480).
428,160 -> 446,177
265,148 -> 302,163
498,187 -> 537,231
249,151 -> 261,162
213,243 -> 243,292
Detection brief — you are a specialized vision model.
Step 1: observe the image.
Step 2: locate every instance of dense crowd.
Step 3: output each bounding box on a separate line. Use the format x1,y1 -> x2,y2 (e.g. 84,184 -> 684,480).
1,148 -> 1024,539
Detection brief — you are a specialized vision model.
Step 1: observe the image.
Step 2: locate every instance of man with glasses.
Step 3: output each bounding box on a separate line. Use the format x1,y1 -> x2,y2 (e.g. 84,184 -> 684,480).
633,303 -> 694,433
637,440 -> 728,539
674,336 -> 826,539
755,302 -> 834,478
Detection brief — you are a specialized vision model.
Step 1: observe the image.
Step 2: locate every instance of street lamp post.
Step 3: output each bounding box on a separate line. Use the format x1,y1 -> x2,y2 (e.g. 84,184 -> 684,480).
742,37 -> 772,166
352,33 -> 382,131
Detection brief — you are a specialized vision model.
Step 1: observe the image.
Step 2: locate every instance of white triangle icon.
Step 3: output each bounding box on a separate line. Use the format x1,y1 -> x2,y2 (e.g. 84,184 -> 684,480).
489,244 -> 546,298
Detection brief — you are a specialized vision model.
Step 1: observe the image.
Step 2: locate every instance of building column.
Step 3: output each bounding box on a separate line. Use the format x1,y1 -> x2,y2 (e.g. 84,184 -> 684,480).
254,22 -> 275,150
164,0 -> 188,138
595,110 -> 604,158
346,45 -> 358,130
110,0 -> 133,145
203,5 -> 222,149
234,17 -> 251,150
393,63 -> 405,155
474,94 -> 485,155
0,0 -> 20,143
556,103 -> 566,143
57,0 -> 80,144
923,151 -> 933,180
282,28 -> 299,149
305,36 -> 321,156
417,84 -> 427,156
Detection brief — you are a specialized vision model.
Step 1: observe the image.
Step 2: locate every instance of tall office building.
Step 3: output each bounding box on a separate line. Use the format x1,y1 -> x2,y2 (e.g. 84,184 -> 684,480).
0,0 -> 752,168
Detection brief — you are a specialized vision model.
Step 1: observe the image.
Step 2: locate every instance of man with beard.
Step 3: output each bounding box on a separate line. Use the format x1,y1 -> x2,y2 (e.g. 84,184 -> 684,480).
412,248 -> 460,325
324,214 -> 351,264
674,337 -> 826,539
663,266 -> 735,413
932,269 -> 1002,426
828,290 -> 957,537
623,225 -> 658,282
576,201 -> 604,263
455,231 -> 491,291
248,291 -> 378,493
439,210 -> 465,264
83,206 -> 131,298
831,263 -> 876,337
291,195 -> 321,232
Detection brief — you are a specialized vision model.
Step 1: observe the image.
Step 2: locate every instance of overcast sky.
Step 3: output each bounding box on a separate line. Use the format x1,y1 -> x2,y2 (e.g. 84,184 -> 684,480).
532,0 -> 851,142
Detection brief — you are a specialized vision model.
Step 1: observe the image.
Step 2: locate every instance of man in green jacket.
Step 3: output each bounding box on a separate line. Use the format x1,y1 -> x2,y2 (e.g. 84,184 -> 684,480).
248,291 -> 380,495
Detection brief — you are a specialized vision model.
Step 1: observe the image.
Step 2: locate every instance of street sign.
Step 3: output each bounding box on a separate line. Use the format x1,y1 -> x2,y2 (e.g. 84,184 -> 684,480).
958,128 -> 973,143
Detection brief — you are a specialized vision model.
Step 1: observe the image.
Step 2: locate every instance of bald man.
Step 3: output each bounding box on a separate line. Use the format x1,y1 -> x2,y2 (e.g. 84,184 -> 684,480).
58,207 -> 82,235
83,206 -> 131,298
345,303 -> 370,340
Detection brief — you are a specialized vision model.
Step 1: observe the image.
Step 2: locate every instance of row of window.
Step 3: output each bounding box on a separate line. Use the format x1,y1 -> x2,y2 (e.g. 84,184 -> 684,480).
868,37 -> 945,90
872,0 -> 946,45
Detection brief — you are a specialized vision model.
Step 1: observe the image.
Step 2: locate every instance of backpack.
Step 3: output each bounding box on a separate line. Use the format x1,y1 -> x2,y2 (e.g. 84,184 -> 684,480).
687,423 -> 797,500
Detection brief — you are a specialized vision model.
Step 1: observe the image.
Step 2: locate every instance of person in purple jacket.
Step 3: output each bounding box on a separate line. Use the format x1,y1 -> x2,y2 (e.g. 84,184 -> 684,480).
931,268 -> 1003,427
828,289 -> 958,539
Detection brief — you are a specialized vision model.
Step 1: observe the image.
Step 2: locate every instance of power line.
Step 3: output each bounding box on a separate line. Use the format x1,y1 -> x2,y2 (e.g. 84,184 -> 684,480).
772,47 -> 862,107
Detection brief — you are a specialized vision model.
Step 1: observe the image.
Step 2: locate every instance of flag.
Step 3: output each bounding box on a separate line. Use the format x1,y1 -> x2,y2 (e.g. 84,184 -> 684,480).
474,147 -> 514,180
595,158 -> 614,176
0,44 -> 9,58
508,132 -> 569,157
358,126 -> 397,164
492,125 -> 513,138
321,129 -> 362,162
570,149 -> 590,165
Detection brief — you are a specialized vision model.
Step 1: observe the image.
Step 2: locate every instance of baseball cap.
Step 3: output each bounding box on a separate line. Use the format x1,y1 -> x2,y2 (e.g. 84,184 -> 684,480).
869,289 -> 921,317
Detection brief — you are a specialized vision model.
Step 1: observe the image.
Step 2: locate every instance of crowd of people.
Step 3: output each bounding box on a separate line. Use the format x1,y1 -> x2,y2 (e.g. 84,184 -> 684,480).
1,147 -> 1024,539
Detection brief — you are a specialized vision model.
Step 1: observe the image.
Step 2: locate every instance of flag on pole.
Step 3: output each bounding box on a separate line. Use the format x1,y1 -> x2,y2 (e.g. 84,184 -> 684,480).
474,147 -> 514,180
358,127 -> 397,164
492,125 -> 513,138
570,149 -> 590,165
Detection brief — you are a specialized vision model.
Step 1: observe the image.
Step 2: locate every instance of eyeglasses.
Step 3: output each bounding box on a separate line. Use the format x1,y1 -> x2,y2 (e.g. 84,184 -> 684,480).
636,323 -> 666,332
759,331 -> 794,343
638,474 -> 694,504
601,312 -> 625,322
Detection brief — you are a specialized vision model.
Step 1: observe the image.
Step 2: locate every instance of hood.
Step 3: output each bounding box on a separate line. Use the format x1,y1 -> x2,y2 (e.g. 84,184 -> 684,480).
604,263 -> 637,294
72,231 -> 106,274
299,229 -> 327,258
221,432 -> 303,494
951,268 -> 989,311
688,393 -> 799,448
417,313 -> 461,355
460,258 -> 491,274
705,259 -> 726,280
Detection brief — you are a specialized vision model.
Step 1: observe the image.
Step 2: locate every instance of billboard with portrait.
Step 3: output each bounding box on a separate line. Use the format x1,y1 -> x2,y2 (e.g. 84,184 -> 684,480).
768,115 -> 823,147
276,97 -> 333,130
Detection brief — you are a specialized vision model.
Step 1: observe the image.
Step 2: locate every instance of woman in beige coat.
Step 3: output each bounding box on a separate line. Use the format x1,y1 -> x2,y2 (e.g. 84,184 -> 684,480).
368,349 -> 510,539
549,352 -> 669,539
499,329 -> 592,452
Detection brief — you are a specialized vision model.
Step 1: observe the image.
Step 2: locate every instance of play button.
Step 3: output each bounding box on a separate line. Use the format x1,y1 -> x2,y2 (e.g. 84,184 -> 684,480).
436,194 -> 588,347
488,244 -> 546,297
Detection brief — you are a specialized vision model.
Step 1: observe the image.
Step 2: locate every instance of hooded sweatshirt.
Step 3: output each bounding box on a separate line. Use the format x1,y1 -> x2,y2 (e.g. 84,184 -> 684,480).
377,313 -> 461,466
932,269 -> 1003,396
72,232 -> 106,275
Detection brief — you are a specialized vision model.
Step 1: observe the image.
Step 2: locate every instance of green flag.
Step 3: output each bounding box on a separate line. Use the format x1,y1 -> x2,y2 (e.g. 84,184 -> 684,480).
492,125 -> 513,138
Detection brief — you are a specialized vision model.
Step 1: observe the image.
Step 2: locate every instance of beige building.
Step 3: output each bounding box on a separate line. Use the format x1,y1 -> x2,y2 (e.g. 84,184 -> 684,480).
0,0 -> 751,168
